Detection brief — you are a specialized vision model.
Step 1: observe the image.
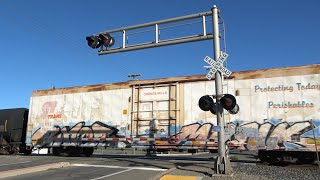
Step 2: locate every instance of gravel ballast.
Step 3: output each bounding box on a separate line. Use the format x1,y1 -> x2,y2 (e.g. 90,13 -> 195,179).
202,163 -> 320,180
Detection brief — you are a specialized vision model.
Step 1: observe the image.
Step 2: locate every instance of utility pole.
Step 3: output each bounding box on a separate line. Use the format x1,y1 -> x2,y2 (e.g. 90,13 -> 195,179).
212,5 -> 232,175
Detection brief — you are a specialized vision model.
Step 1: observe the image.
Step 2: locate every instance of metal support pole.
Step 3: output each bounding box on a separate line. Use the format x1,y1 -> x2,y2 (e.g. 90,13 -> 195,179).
95,11 -> 213,55
202,16 -> 207,36
212,5 -> 232,175
122,30 -> 126,48
155,24 -> 159,43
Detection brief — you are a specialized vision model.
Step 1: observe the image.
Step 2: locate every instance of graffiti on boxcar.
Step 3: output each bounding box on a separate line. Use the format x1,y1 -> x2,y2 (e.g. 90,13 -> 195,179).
161,119 -> 320,151
29,116 -> 320,152
31,121 -> 130,147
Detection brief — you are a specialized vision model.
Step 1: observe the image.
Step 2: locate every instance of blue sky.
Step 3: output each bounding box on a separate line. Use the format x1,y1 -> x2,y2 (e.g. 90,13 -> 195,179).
0,0 -> 319,109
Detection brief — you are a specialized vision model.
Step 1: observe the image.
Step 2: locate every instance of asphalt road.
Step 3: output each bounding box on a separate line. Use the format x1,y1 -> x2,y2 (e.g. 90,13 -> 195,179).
0,150 -> 259,180
9,165 -> 162,180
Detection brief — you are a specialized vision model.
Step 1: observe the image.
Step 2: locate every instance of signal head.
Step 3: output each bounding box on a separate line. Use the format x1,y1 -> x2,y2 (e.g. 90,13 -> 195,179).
199,95 -> 214,111
86,35 -> 101,49
99,33 -> 115,47
220,94 -> 237,110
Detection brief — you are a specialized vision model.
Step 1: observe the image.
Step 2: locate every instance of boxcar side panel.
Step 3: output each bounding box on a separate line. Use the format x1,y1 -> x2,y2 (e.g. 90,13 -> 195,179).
27,89 -> 131,147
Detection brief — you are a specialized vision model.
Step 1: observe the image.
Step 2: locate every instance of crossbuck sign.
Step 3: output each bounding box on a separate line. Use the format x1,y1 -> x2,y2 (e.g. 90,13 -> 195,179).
204,52 -> 232,80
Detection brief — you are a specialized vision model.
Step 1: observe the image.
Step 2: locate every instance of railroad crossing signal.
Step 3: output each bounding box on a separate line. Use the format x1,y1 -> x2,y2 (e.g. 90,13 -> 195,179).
99,33 -> 115,47
204,52 -> 232,80
198,95 -> 218,115
86,35 -> 101,49
220,94 -> 240,114
198,94 -> 239,115
85,5 -> 233,175
86,33 -> 115,49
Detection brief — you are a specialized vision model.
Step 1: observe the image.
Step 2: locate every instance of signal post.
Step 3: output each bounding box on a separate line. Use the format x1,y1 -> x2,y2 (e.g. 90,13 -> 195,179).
211,6 -> 232,175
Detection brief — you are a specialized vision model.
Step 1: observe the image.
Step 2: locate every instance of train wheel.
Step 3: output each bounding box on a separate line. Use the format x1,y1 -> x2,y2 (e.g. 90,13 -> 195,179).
82,147 -> 94,157
296,152 -> 314,164
23,149 -> 32,155
209,149 -> 218,153
20,146 -> 32,155
66,147 -> 82,157
52,147 -> 62,156
65,147 -> 73,157
9,148 -> 18,155
73,147 -> 83,157
264,151 -> 283,165
258,150 -> 268,163
187,149 -> 197,154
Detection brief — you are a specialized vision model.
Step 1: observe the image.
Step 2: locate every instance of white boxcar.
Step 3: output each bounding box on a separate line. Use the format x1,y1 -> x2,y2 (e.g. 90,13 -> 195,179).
25,64 -> 320,160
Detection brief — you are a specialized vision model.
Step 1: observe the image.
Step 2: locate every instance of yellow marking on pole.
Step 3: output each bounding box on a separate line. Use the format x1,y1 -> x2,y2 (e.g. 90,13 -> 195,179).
160,175 -> 201,180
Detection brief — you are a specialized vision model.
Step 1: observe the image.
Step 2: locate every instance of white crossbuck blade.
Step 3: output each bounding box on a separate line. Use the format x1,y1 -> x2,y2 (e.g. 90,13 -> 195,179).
204,52 -> 232,80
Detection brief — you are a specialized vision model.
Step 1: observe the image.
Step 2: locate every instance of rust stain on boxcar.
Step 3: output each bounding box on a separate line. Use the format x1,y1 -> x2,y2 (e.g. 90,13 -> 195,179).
32,64 -> 319,97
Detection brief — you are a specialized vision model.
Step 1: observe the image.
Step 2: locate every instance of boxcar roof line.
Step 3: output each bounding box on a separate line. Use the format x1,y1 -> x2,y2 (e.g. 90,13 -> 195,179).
32,64 -> 320,97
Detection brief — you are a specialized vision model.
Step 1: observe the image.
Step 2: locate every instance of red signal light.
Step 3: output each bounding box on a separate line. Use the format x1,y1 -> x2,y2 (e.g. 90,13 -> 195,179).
99,33 -> 115,47
220,94 -> 236,110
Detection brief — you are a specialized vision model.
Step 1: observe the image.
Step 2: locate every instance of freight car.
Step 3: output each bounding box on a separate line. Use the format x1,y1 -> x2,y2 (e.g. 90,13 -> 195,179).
4,64 -> 320,165
0,108 -> 128,156
0,108 -> 32,155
